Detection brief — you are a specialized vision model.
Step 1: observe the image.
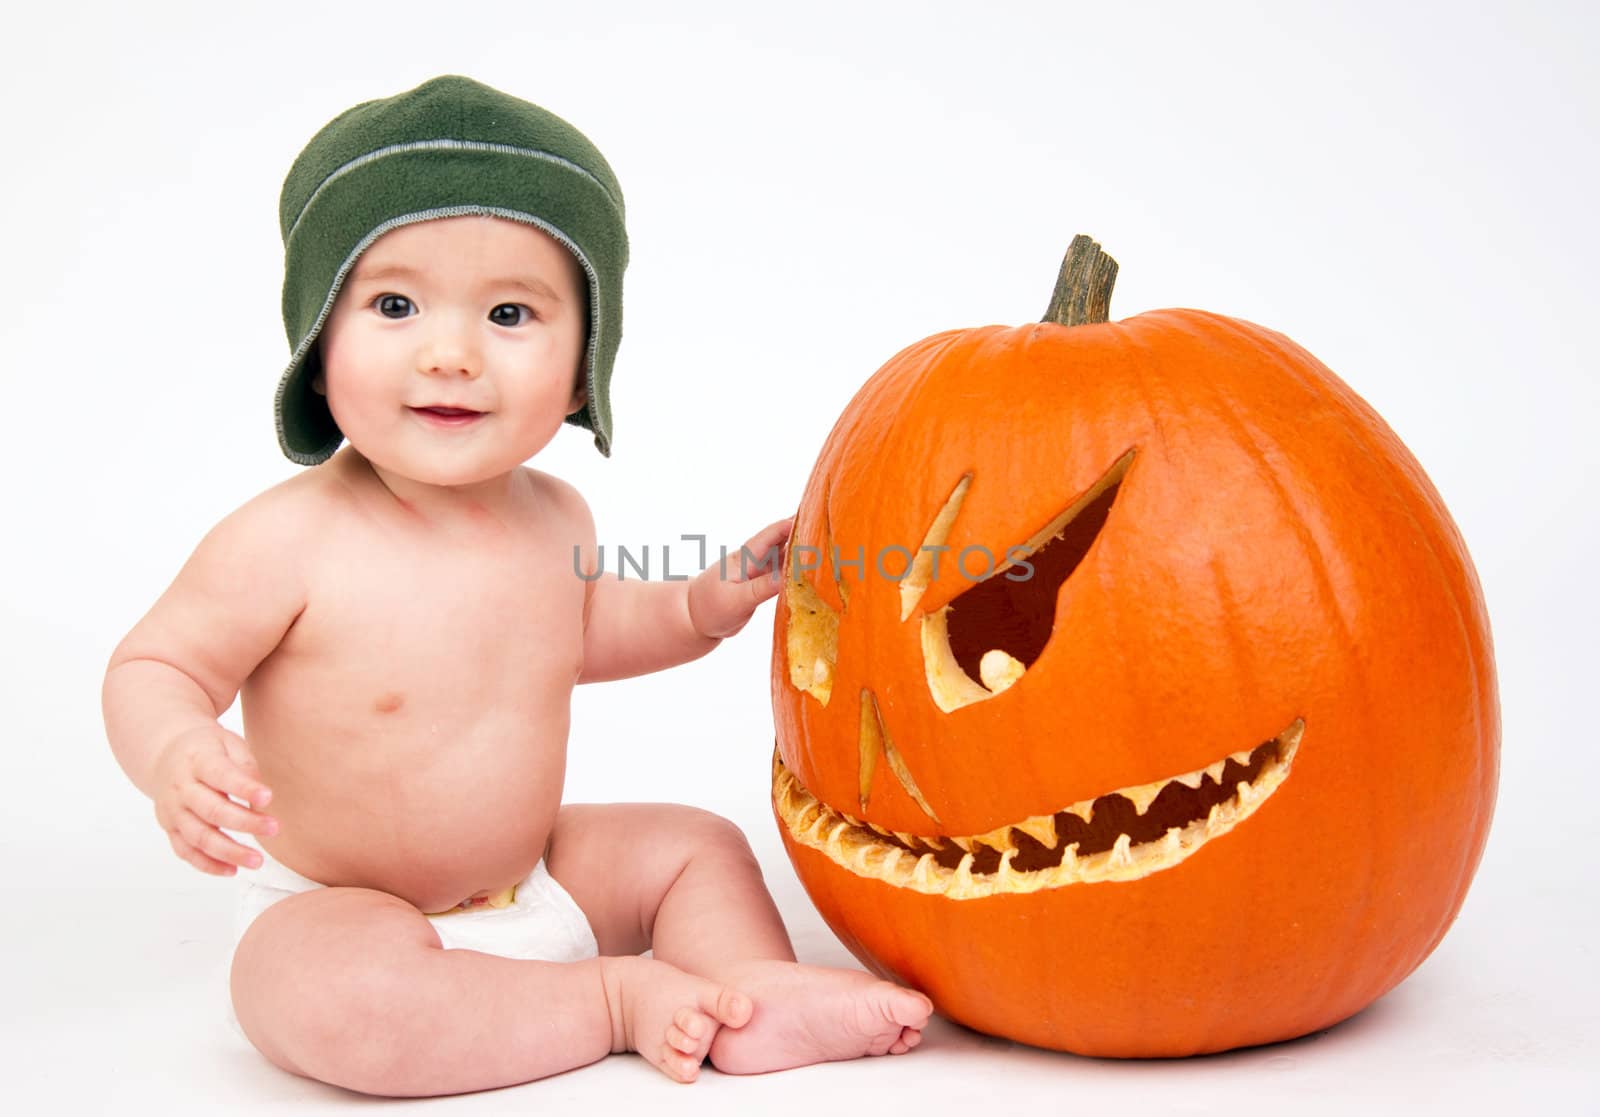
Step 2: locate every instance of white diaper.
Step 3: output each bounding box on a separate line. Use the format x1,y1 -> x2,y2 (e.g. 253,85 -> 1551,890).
220,836 -> 599,1042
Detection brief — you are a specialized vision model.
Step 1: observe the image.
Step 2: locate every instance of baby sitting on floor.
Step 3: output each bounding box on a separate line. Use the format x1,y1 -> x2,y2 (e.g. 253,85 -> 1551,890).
101,74 -> 931,1098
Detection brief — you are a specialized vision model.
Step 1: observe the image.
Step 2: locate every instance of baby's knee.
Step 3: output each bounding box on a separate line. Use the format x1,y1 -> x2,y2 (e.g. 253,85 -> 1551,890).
670,805 -> 757,863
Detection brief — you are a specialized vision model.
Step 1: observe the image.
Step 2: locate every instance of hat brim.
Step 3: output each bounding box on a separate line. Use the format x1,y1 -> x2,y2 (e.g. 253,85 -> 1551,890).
274,345 -> 342,466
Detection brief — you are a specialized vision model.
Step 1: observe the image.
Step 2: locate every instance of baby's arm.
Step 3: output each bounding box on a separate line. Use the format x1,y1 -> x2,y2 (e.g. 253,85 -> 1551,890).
552,478 -> 790,684
102,485 -> 310,871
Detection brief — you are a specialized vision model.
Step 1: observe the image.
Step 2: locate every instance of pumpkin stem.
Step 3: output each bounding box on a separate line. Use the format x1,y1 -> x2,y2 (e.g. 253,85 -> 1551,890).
1042,235 -> 1118,326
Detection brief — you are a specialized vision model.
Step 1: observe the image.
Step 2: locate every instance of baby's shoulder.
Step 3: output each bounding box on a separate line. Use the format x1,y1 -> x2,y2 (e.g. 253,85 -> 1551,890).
522,466 -> 594,537
204,463 -> 346,556
260,461 -> 347,518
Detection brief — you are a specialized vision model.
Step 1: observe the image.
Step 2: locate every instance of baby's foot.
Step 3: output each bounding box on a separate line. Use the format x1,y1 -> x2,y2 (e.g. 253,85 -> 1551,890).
603,956 -> 753,1083
705,959 -> 933,1075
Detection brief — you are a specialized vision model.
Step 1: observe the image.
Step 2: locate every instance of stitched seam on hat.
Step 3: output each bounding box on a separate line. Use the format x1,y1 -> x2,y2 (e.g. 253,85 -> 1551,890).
285,139 -> 622,244
274,204 -> 607,465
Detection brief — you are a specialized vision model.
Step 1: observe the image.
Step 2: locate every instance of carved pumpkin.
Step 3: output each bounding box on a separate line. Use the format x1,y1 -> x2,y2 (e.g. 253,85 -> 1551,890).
770,237 -> 1499,1057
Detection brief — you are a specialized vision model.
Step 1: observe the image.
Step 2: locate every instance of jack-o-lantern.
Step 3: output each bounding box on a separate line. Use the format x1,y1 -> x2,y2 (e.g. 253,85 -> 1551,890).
770,236 -> 1498,1057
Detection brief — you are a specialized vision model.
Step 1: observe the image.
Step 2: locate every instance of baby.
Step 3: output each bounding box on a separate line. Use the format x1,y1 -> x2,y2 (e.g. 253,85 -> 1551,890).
101,75 -> 931,1097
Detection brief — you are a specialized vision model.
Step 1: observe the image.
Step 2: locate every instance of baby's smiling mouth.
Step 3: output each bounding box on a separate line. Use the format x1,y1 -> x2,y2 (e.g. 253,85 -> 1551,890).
411,405 -> 486,425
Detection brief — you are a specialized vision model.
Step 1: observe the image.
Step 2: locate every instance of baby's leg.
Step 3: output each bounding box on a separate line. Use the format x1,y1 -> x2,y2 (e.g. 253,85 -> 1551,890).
547,803 -> 933,1075
229,884 -> 746,1095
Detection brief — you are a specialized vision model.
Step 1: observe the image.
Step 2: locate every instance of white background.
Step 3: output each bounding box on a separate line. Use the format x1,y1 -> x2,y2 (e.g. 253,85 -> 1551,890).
2,0 -> 1594,1112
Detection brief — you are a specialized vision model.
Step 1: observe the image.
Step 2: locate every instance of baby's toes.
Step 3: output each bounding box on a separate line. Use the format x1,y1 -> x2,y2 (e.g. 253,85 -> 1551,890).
886,987 -> 934,1028
666,1022 -> 700,1056
668,1007 -> 714,1056
658,1043 -> 702,1083
888,1026 -> 924,1055
699,982 -> 753,1030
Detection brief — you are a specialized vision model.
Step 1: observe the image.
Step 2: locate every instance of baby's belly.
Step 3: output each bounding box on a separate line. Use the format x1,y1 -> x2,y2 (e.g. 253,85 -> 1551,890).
243,694 -> 570,915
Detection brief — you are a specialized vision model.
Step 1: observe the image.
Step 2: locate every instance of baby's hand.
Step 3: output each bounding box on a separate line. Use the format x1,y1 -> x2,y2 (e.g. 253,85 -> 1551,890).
151,724 -> 279,876
687,516 -> 794,640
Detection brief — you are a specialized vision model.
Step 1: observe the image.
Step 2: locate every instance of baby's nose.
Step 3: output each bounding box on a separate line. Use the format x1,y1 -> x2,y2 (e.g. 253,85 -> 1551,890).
417,324 -> 482,377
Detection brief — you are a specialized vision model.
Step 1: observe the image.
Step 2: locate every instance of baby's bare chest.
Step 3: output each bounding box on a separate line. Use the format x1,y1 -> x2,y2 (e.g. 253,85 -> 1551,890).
268,523 -> 587,716
238,502 -> 589,893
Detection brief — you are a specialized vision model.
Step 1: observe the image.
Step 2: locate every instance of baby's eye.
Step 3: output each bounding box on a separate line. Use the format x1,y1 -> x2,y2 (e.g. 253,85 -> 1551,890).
375,294 -> 414,319
489,303 -> 533,327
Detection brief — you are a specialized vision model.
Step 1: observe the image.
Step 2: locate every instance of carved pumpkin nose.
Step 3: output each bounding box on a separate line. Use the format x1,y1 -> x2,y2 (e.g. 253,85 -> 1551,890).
857,687 -> 938,821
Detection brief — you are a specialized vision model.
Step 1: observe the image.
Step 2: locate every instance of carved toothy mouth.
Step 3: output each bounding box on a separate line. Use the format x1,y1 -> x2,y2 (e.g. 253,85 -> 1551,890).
773,719 -> 1303,899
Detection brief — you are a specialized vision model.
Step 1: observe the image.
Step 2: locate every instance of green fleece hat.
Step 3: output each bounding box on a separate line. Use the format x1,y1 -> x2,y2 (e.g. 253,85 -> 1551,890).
274,74 -> 627,464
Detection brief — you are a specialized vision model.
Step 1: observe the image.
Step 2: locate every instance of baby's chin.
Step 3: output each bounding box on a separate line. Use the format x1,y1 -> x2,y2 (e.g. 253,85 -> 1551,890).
353,441 -> 537,494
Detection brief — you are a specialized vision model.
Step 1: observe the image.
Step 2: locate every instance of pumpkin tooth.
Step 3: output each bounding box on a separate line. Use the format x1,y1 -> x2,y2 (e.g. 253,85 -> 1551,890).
911,852 -> 939,888
882,847 -> 905,878
1109,832 -> 1134,867
1174,767 -> 1206,790
975,824 -> 1017,853
1013,813 -> 1059,848
1163,826 -> 1184,858
1204,758 -> 1228,785
996,848 -> 1018,885
952,852 -> 977,892
806,812 -> 831,844
1061,842 -> 1081,873
948,835 -> 974,852
851,842 -> 877,874
1121,777 -> 1167,815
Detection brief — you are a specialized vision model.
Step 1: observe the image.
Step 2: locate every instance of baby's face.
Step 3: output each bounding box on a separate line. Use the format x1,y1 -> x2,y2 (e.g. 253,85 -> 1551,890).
316,214 -> 588,487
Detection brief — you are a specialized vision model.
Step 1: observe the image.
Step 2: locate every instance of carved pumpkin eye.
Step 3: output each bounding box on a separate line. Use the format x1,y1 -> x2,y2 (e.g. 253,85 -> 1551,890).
916,450 -> 1135,711
783,510 -> 843,704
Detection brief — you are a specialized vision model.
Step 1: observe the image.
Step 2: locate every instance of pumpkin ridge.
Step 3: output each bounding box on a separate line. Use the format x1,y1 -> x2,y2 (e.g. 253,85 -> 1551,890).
1168,313 -> 1366,668
1182,313 -> 1394,1019
1209,311 -> 1496,982
1211,312 -> 1491,793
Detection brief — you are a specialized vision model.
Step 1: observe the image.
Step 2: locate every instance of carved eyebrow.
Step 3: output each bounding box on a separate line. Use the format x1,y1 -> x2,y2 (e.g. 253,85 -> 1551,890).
350,263 -> 561,301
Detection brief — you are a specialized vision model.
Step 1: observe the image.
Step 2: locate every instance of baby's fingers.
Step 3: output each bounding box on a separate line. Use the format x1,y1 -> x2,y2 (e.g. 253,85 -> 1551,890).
188,778 -> 279,839
167,829 -> 239,876
734,518 -> 793,579
173,807 -> 264,871
200,749 -> 272,811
